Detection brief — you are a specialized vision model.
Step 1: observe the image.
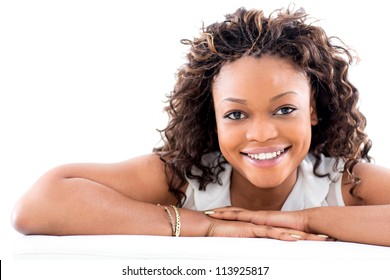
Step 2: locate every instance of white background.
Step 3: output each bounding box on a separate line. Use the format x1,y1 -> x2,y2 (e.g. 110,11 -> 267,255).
1,0 -> 389,275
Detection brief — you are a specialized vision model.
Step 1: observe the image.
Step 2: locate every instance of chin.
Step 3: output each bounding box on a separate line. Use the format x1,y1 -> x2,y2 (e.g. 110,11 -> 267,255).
251,179 -> 287,189
244,167 -> 296,189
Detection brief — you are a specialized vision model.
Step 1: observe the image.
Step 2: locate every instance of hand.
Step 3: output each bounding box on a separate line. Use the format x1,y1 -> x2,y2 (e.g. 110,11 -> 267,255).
206,207 -> 332,241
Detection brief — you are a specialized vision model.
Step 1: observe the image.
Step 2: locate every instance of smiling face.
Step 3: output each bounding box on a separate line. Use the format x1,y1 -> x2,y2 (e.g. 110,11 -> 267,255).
212,55 -> 318,190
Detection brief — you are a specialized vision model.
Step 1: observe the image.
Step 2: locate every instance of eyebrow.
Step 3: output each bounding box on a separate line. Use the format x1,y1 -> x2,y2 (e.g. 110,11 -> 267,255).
270,91 -> 298,102
220,97 -> 248,105
220,91 -> 298,105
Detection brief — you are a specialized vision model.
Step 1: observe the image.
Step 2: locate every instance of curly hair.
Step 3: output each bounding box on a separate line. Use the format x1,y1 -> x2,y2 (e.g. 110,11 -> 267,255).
153,6 -> 372,206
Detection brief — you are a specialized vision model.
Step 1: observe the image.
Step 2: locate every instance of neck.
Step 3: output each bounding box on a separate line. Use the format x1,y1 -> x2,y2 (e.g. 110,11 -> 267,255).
229,169 -> 297,211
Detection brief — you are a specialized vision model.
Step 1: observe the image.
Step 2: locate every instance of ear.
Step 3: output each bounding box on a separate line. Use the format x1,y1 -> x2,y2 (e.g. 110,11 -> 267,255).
310,92 -> 319,125
310,105 -> 318,126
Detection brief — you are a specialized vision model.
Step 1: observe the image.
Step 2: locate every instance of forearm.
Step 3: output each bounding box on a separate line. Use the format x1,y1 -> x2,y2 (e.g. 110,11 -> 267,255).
12,177 -> 211,236
306,205 -> 390,246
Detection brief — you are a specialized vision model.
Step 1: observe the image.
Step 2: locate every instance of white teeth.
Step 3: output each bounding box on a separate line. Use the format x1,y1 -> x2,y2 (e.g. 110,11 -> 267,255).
247,149 -> 285,160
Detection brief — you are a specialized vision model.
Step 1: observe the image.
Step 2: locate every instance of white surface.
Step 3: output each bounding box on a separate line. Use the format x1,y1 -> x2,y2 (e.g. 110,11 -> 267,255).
2,0 -> 390,268
2,1 -> 390,279
13,235 -> 390,260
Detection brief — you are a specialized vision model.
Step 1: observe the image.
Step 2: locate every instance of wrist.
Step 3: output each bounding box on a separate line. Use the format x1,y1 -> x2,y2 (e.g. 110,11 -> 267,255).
179,208 -> 214,237
304,207 -> 322,233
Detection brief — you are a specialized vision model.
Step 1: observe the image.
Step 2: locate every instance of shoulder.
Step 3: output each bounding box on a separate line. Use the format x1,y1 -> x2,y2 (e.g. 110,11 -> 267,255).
50,153 -> 176,205
342,162 -> 390,206
303,155 -> 390,206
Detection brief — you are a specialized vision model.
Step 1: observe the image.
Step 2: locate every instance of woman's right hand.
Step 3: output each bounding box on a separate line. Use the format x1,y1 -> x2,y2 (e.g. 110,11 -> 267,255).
205,217 -> 328,241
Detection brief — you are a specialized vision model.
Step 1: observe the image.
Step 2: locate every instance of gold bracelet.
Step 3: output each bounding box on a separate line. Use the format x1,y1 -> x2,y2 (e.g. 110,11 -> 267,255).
171,205 -> 181,237
163,206 -> 176,236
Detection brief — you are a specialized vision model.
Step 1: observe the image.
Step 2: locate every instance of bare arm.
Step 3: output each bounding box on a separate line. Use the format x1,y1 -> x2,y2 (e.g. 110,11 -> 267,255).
207,162 -> 390,246
11,154 -> 210,236
11,153 -> 327,240
308,162 -> 390,245
306,205 -> 390,246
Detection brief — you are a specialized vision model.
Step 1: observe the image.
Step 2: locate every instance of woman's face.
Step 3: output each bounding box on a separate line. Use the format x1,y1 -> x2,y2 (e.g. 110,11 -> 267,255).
212,55 -> 317,189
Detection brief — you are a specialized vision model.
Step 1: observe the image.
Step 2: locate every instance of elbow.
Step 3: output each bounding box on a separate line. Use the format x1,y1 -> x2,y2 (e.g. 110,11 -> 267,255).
11,199 -> 37,235
11,166 -> 66,235
11,195 -> 61,235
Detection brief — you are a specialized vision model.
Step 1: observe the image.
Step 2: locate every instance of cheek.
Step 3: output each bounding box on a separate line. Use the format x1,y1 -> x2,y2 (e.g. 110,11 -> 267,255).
286,118 -> 313,146
216,122 -> 244,149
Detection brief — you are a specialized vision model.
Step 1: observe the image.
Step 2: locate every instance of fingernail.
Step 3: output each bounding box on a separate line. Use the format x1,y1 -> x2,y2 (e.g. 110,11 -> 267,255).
204,211 -> 215,215
290,234 -> 302,239
317,234 -> 329,238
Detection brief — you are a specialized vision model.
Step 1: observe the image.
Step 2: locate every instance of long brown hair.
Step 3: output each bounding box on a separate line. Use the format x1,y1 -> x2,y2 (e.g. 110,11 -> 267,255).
154,6 -> 372,205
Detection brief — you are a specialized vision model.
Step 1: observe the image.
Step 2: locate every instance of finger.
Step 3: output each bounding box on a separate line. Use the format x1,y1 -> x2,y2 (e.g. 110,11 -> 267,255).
205,210 -> 240,220
306,233 -> 336,241
283,231 -> 334,241
252,226 -> 302,241
206,209 -> 270,226
253,226 -> 334,242
206,209 -> 259,223
204,206 -> 246,214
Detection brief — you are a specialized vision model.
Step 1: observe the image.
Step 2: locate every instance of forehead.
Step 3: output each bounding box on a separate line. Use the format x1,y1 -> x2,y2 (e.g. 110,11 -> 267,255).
212,55 -> 310,99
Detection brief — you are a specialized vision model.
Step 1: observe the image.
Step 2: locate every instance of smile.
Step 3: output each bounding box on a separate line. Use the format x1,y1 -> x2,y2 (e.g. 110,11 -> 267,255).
246,148 -> 286,160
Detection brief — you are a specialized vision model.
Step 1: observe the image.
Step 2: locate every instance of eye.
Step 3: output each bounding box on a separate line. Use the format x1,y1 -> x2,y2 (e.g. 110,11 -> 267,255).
224,111 -> 246,120
274,106 -> 296,115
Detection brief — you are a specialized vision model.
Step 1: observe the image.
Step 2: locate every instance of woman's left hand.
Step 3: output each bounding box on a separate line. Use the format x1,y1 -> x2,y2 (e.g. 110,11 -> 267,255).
206,207 -> 331,239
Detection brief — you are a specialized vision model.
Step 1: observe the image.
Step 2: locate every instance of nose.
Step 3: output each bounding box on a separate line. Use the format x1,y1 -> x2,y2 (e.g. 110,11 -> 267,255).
246,117 -> 278,143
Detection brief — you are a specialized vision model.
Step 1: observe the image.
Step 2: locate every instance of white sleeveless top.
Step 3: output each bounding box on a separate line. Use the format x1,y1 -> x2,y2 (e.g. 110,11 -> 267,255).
182,153 -> 345,211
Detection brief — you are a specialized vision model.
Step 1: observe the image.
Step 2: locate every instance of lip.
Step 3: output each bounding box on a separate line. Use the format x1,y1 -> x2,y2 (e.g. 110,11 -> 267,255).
241,145 -> 290,154
241,146 -> 290,168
